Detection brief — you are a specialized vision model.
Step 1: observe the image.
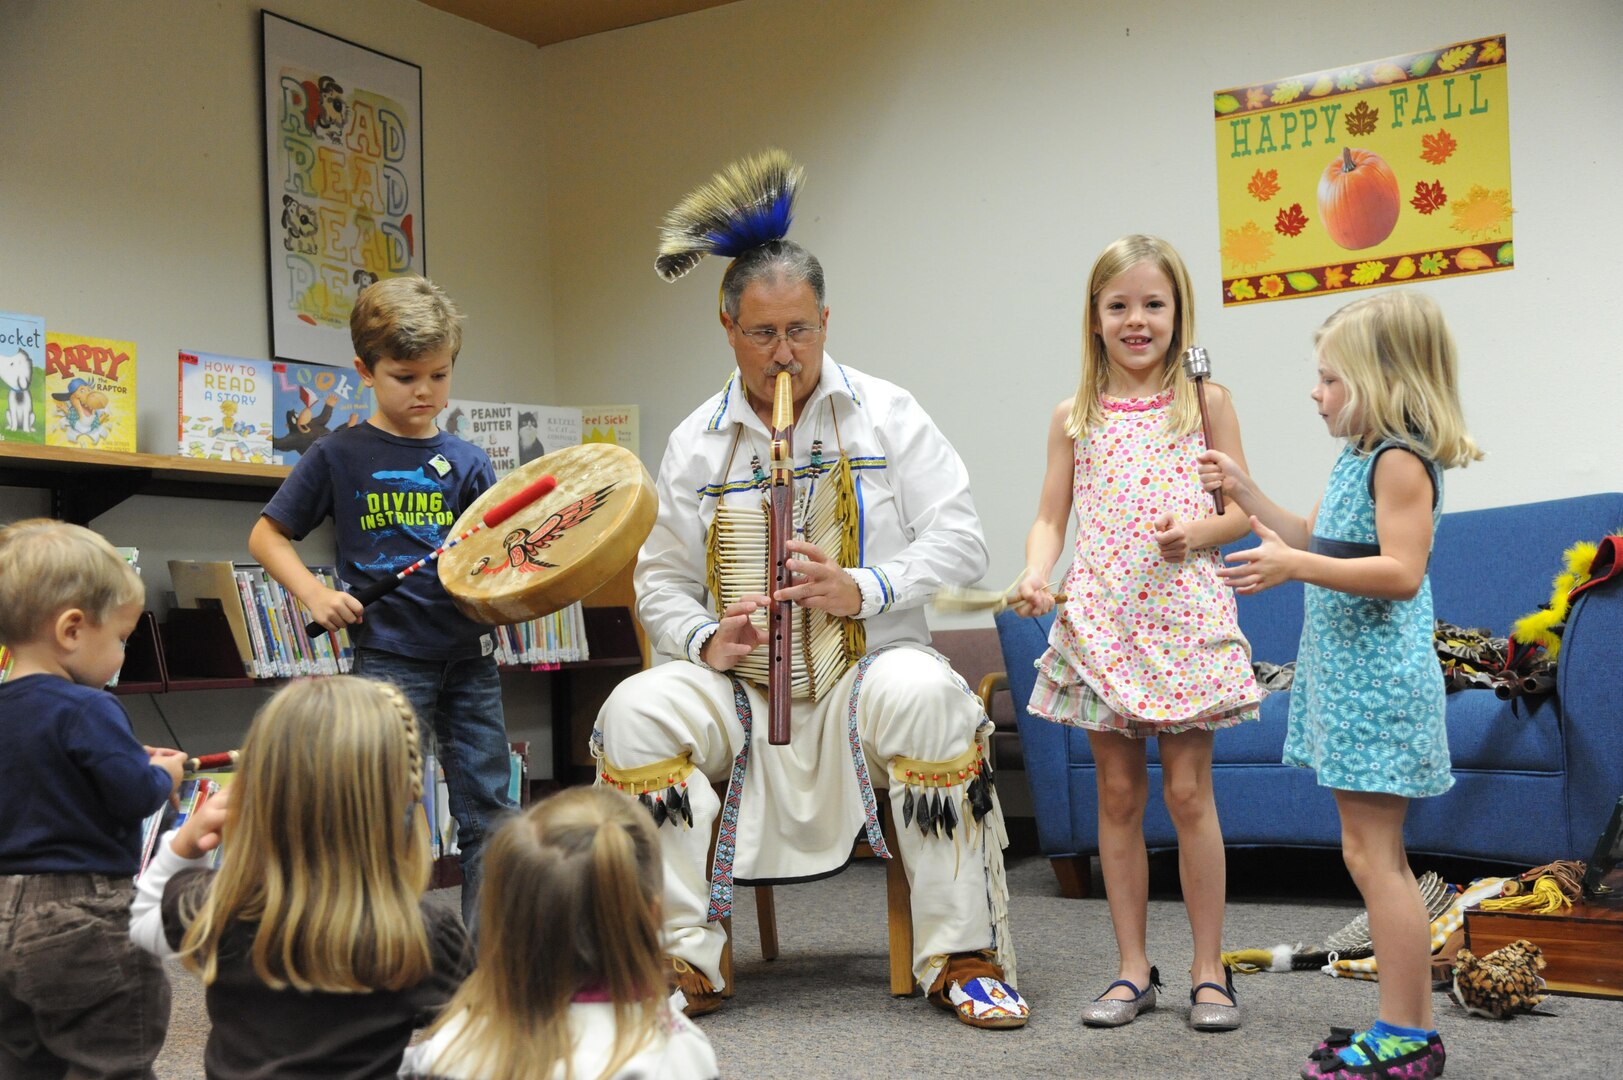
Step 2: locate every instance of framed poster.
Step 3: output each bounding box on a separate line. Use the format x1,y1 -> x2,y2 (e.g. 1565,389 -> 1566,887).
262,11 -> 425,364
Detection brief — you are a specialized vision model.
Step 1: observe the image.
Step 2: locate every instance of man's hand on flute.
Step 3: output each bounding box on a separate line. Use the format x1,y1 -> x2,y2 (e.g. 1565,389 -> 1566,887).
701,596 -> 771,672
777,539 -> 861,617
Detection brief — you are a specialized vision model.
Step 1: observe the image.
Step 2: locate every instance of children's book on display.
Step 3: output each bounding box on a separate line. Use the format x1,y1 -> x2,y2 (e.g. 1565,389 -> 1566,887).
177,351 -> 373,465
0,311 -> 47,446
43,331 -> 139,453
437,398 -> 582,478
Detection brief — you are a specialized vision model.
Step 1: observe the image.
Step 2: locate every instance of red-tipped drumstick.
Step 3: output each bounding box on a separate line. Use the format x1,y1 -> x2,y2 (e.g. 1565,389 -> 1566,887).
306,473 -> 558,637
186,750 -> 239,773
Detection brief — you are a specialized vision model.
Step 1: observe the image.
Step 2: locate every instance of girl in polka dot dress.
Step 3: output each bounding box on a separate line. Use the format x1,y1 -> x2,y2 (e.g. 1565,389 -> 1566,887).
1015,235 -> 1260,1032
1201,290 -> 1480,1080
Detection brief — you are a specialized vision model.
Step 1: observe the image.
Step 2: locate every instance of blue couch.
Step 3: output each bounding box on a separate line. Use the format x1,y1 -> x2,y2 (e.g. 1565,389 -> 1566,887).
994,493 -> 1623,897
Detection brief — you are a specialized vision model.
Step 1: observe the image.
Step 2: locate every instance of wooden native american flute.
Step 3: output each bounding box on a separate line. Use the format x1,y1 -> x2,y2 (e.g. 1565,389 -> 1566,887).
767,370 -> 796,745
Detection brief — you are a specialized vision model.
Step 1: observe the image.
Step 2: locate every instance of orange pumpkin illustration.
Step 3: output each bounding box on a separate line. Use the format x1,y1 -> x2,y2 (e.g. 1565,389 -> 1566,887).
1317,147 -> 1400,250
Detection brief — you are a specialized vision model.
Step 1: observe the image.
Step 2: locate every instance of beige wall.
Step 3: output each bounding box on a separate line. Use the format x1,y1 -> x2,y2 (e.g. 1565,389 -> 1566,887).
538,0 -> 1623,625
4,0 -> 1621,731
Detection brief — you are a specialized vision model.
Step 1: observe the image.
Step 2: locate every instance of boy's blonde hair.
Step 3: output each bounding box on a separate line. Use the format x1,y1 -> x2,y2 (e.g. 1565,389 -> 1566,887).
1314,289 -> 1483,469
427,787 -> 668,1080
350,274 -> 464,370
1068,234 -> 1204,441
0,518 -> 143,644
179,676 -> 433,992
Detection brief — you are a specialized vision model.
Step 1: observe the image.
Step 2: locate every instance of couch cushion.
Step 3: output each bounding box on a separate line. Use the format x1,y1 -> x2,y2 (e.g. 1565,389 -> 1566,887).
1225,494 -> 1623,663
1442,689 -> 1563,773
1430,494 -> 1623,634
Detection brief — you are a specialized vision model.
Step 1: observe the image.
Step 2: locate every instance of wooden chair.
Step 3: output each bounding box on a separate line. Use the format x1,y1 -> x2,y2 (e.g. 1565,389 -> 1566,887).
711,792 -> 916,997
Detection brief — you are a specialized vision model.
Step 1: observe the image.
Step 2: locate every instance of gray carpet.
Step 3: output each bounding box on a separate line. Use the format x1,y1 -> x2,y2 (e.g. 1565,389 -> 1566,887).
155,852 -> 1615,1079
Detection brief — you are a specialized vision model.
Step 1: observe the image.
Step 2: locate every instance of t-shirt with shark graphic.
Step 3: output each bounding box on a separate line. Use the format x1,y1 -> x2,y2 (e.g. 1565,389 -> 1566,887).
262,422 -> 497,661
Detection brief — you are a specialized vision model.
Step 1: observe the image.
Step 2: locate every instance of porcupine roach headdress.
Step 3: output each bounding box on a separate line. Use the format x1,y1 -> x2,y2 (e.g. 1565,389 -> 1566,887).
655,148 -> 804,282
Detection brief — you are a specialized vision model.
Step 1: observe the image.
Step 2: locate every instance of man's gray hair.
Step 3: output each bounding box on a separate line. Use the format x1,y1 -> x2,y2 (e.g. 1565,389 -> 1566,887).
720,240 -> 825,320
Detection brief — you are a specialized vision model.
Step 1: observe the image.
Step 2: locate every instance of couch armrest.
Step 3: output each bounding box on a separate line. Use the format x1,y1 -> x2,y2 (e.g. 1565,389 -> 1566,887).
1555,576 -> 1623,857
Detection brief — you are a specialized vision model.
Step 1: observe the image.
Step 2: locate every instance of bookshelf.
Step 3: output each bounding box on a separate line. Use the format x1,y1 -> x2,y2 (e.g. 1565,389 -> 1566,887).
0,442 -> 289,525
0,441 -> 647,784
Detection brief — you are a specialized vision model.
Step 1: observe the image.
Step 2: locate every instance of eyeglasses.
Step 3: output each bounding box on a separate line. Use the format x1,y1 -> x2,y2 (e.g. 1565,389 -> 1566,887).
736,322 -> 823,350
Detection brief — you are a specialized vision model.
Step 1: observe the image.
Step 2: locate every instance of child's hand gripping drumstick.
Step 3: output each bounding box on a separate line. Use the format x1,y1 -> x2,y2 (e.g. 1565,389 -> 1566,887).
306,473 -> 558,638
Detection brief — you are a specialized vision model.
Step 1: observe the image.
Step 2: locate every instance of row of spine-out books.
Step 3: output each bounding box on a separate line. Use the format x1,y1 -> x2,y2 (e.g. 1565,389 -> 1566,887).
422,745 -> 527,860
492,603 -> 590,668
169,560 -> 353,679
137,773 -> 230,879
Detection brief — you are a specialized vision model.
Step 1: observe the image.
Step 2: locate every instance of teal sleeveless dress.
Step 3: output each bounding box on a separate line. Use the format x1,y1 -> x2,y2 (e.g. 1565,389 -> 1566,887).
1282,441 -> 1452,797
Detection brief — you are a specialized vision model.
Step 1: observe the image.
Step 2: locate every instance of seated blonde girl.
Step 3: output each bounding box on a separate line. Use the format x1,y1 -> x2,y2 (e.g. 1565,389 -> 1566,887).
130,676 -> 472,1078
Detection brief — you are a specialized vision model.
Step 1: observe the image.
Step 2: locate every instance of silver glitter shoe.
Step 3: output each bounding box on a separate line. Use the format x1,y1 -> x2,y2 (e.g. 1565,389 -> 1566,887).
1187,969 -> 1240,1032
1080,966 -> 1161,1027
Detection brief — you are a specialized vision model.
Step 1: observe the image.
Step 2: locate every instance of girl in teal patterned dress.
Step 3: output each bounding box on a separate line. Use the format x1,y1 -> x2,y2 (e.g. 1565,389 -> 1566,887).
1199,290 -> 1481,1080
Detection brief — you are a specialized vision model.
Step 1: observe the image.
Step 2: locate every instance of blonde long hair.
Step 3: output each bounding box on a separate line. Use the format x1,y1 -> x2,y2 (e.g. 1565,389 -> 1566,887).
1066,234 -> 1203,440
427,787 -> 668,1080
1314,289 -> 1483,469
179,676 -> 432,991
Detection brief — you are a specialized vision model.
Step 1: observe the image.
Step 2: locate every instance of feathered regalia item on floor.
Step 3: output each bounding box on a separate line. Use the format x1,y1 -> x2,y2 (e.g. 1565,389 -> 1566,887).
655,148 -> 804,282
1221,871 -> 1456,973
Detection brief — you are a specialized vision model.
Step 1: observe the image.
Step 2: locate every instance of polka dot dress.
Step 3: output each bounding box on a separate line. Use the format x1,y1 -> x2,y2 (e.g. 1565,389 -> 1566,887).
1033,392 -> 1259,731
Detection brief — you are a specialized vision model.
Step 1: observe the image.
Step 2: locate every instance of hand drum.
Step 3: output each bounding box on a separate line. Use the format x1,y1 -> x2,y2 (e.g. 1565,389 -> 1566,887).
439,443 -> 657,624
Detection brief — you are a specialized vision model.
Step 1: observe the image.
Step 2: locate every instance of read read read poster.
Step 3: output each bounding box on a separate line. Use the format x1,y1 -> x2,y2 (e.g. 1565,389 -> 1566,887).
1213,34 -> 1513,307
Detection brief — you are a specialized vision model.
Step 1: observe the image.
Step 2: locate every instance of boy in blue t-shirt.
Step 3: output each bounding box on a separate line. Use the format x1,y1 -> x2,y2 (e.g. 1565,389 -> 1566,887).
249,275 -> 514,931
0,519 -> 186,1078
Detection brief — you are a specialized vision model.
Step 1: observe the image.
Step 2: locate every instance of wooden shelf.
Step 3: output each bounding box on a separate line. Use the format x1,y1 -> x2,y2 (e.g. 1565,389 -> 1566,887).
0,442 -> 289,523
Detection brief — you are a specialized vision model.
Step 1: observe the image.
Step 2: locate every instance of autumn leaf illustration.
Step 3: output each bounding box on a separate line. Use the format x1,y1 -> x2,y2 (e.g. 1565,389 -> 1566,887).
1479,39 -> 1505,64
1418,252 -> 1450,276
1271,80 -> 1304,105
1258,275 -> 1286,299
1390,256 -> 1417,280
1247,169 -> 1281,202
1420,129 -> 1457,166
1409,53 -> 1438,77
1450,185 -> 1515,238
1350,260 -> 1388,286
1371,63 -> 1408,85
1455,247 -> 1494,270
1229,278 -> 1257,301
1411,180 -> 1448,215
1274,203 -> 1309,237
1324,266 -> 1348,289
1221,221 -> 1275,272
1438,44 -> 1476,72
1345,101 -> 1380,137
1246,87 -> 1269,110
1337,69 -> 1366,91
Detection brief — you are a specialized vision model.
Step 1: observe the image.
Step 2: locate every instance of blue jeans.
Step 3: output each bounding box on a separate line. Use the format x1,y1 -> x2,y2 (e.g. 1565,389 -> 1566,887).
353,647 -> 515,932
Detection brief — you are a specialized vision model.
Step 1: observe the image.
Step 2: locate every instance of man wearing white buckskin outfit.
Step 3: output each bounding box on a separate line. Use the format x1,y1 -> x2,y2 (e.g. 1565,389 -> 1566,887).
592,151 -> 1028,1029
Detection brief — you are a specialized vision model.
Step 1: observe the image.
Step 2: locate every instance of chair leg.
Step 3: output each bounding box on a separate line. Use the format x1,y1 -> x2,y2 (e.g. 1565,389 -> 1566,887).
755,886 -> 779,961
1051,854 -> 1093,898
881,808 -> 915,996
719,915 -> 735,998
